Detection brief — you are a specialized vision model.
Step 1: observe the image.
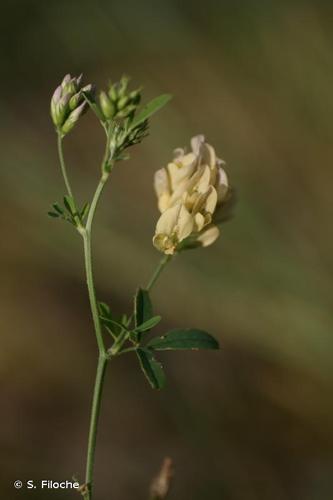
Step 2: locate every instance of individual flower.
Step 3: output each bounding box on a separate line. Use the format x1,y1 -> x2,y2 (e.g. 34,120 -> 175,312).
50,74 -> 94,135
153,135 -> 230,254
152,203 -> 194,255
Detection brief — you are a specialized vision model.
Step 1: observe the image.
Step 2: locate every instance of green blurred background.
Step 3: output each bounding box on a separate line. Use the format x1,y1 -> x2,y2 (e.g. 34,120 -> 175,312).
1,0 -> 333,498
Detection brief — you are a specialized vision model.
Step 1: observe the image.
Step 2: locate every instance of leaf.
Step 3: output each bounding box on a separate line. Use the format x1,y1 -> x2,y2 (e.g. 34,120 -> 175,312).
52,203 -> 64,214
98,301 -> 111,318
134,288 -> 153,328
48,211 -> 60,218
63,195 -> 76,215
136,348 -> 165,390
147,329 -> 219,351
100,316 -> 125,335
135,315 -> 161,333
80,202 -> 90,222
130,94 -> 172,130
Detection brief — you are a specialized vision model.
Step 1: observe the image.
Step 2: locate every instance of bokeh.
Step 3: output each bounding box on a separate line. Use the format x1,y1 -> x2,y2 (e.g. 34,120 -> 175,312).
1,1 -> 333,499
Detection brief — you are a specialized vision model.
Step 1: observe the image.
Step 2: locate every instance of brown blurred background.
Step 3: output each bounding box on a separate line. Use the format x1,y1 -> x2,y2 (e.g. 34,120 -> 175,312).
1,1 -> 333,499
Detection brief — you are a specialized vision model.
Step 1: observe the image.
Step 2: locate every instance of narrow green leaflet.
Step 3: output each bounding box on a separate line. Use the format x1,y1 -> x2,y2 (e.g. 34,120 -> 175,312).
130,94 -> 172,130
98,301 -> 111,318
52,203 -> 64,215
147,329 -> 219,351
135,315 -> 161,333
63,195 -> 76,215
134,288 -> 153,328
80,202 -> 90,222
100,316 -> 124,338
48,202 -> 64,218
98,302 -> 124,339
136,348 -> 165,390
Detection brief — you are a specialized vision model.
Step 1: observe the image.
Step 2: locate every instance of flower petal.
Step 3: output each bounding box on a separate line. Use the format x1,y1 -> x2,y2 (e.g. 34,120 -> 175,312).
177,205 -> 194,241
197,225 -> 220,247
155,203 -> 181,235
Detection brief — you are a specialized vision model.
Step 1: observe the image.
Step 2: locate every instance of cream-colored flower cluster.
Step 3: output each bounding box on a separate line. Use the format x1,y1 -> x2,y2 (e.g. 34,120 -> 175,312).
153,135 -> 229,255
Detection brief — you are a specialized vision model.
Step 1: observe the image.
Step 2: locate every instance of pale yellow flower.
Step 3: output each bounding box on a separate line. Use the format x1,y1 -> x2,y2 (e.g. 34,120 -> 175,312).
153,203 -> 193,255
153,135 -> 230,254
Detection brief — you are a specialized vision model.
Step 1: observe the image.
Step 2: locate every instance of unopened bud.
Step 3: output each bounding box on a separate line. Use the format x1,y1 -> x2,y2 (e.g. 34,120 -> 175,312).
99,91 -> 115,119
117,104 -> 136,118
50,73 -> 93,134
61,101 -> 87,134
129,89 -> 141,105
118,75 -> 130,97
69,91 -> 82,111
108,84 -> 118,102
61,74 -> 71,88
117,95 -> 129,110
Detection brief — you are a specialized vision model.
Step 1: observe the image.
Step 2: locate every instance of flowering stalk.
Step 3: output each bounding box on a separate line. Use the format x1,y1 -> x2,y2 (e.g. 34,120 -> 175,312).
146,255 -> 172,291
49,73 -> 231,499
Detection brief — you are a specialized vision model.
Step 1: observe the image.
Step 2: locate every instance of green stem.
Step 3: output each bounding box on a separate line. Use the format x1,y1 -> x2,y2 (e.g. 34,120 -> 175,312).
57,133 -> 74,198
146,254 -> 172,291
83,229 -> 106,355
83,353 -> 107,500
82,137 -> 112,499
82,176 -> 110,499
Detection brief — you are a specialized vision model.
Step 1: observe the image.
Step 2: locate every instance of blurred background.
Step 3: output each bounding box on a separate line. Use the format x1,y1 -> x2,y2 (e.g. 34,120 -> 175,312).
1,0 -> 333,499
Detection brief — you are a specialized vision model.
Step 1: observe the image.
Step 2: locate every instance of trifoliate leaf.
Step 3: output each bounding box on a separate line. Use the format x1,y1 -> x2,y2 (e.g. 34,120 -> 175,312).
147,329 -> 219,351
136,348 -> 165,390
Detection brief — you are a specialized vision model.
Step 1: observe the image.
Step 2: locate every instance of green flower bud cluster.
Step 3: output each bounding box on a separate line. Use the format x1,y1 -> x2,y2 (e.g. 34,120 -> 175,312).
50,74 -> 94,135
98,76 -> 142,121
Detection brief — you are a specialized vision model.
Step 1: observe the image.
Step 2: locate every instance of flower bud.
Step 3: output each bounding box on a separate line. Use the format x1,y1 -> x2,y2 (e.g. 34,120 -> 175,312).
61,101 -> 87,135
99,91 -> 116,119
69,92 -> 82,111
118,75 -> 130,97
50,73 -> 92,135
129,89 -> 141,105
117,104 -> 136,118
117,95 -> 129,110
108,83 -> 118,102
100,77 -> 142,121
